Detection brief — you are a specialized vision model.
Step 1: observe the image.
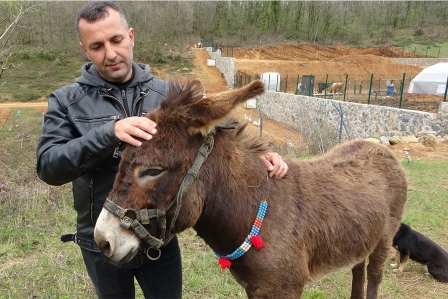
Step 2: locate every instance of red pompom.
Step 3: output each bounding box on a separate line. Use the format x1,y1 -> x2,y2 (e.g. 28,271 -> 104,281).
218,257 -> 232,270
250,235 -> 266,249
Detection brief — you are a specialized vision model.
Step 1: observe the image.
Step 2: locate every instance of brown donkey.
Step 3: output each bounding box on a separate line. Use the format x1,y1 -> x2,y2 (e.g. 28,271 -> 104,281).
94,79 -> 407,299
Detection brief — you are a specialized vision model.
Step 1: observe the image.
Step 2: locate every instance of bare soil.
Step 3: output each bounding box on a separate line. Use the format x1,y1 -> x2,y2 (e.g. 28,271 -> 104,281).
234,44 -> 425,79
2,44 -> 447,160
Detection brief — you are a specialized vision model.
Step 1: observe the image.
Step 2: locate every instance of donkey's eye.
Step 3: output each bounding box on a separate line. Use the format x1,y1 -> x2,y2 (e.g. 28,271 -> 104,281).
135,166 -> 165,187
139,167 -> 164,178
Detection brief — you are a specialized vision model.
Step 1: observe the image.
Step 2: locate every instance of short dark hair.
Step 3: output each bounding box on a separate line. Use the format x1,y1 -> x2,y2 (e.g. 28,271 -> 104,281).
76,1 -> 128,34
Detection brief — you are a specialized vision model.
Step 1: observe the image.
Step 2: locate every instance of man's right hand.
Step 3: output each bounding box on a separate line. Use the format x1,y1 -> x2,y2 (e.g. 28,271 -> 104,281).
114,116 -> 157,146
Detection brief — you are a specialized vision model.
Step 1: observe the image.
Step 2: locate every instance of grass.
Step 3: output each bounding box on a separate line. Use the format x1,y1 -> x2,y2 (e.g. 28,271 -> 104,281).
0,48 -> 196,103
403,41 -> 448,58
0,49 -> 84,103
1,108 -> 448,298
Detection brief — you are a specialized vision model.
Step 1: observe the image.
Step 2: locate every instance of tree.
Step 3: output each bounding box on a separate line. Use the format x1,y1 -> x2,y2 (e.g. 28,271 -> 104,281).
0,2 -> 36,85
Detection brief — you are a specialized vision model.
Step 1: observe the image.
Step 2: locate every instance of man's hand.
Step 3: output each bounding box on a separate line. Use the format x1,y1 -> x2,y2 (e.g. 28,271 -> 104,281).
259,152 -> 288,179
114,117 -> 157,146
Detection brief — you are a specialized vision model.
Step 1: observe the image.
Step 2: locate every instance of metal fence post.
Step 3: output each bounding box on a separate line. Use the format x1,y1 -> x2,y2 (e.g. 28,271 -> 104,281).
399,73 -> 406,108
343,73 -> 348,102
368,73 -> 374,105
444,76 -> 448,102
295,75 -> 300,94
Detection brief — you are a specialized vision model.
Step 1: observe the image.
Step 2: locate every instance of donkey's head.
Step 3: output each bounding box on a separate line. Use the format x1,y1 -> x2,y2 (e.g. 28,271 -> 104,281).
94,79 -> 265,265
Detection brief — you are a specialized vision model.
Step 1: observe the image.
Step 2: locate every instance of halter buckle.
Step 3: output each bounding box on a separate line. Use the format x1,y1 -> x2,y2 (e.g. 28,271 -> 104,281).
120,216 -> 133,229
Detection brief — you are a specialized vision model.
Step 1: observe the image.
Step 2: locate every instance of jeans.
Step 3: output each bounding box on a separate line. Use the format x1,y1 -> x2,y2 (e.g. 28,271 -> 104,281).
81,236 -> 182,299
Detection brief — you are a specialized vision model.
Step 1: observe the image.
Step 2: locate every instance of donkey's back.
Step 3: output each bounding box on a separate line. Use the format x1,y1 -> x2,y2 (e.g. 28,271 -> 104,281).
232,140 -> 407,299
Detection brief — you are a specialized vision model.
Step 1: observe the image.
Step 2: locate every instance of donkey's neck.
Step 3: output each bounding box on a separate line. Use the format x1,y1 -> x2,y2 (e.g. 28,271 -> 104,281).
192,135 -> 269,255
193,193 -> 261,255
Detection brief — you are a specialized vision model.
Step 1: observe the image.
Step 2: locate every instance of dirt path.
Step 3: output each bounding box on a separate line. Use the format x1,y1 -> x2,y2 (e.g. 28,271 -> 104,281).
189,48 -> 228,93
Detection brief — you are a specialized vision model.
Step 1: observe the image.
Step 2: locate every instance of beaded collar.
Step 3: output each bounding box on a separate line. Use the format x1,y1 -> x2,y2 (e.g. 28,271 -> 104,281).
215,200 -> 268,270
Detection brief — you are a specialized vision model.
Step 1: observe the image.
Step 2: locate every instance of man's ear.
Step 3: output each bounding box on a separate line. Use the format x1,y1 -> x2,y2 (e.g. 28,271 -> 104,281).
129,28 -> 135,48
79,41 -> 90,60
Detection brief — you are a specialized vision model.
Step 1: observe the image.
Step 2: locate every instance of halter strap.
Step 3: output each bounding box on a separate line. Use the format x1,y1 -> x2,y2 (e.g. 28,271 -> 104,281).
103,199 -> 165,249
102,122 -> 239,257
168,122 -> 238,233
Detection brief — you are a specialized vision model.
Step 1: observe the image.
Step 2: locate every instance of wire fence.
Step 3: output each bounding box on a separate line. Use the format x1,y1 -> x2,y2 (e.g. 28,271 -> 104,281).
207,43 -> 448,109
234,72 -> 448,111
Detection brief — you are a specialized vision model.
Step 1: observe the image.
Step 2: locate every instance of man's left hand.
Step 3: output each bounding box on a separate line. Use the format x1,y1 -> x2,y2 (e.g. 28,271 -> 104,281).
260,152 -> 288,179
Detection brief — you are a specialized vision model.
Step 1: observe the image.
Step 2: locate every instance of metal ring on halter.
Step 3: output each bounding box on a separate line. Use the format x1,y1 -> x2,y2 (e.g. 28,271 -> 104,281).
146,247 -> 162,261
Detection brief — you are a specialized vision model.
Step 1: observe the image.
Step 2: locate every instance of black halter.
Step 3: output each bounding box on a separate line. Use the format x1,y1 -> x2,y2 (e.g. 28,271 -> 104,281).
102,125 -> 231,260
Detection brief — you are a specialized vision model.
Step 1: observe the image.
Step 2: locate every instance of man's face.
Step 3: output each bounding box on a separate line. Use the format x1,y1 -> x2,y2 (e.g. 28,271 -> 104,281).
78,8 -> 134,83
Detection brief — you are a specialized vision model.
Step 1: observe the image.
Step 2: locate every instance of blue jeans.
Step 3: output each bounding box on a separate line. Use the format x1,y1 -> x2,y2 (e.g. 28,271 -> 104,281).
81,236 -> 182,299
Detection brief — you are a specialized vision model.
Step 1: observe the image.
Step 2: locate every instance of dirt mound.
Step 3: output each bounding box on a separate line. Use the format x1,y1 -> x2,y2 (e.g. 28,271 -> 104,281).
234,45 -> 424,81
233,44 -> 423,61
232,43 -> 443,114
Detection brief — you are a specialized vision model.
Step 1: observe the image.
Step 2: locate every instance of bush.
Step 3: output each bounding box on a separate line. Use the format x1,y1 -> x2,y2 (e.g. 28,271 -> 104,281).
17,47 -> 56,61
54,53 -> 67,66
414,29 -> 424,36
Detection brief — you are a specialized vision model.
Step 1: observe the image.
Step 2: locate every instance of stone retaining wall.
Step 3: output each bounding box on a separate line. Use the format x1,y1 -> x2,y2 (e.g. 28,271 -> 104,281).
205,48 -> 448,139
391,58 -> 448,66
257,91 -> 447,140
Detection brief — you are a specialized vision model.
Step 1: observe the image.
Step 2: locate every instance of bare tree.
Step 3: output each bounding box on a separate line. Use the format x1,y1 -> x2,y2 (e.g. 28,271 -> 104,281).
0,2 -> 37,85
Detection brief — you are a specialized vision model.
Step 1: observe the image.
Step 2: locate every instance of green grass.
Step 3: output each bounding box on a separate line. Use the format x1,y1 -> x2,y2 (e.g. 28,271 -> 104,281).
403,41 -> 448,58
0,48 -> 196,103
401,160 -> 448,230
0,57 -> 83,102
1,109 -> 448,298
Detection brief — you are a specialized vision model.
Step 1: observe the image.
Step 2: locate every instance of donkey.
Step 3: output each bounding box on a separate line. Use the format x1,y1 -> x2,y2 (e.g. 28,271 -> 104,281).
327,81 -> 345,98
94,79 -> 407,299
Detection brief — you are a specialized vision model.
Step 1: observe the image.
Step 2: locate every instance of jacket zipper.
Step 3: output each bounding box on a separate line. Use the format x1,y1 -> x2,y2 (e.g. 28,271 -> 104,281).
121,90 -> 130,115
75,115 -> 121,122
89,177 -> 95,225
99,93 -> 129,118
100,89 -> 149,158
132,91 -> 149,116
99,92 -> 128,159
113,144 -> 125,158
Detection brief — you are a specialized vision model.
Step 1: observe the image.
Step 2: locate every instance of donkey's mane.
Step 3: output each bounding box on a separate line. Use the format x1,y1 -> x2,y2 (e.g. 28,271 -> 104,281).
157,78 -> 270,156
161,78 -> 205,110
231,121 -> 270,155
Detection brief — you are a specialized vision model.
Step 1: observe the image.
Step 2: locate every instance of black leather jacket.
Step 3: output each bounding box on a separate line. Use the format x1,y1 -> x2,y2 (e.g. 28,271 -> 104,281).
36,62 -> 167,249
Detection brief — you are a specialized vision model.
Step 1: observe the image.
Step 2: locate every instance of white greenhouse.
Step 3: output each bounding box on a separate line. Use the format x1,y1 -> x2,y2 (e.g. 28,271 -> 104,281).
408,62 -> 448,96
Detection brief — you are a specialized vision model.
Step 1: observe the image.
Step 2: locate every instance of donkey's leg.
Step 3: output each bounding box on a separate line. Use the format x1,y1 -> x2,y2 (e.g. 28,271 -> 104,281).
366,240 -> 390,299
245,281 -> 304,299
350,260 -> 365,299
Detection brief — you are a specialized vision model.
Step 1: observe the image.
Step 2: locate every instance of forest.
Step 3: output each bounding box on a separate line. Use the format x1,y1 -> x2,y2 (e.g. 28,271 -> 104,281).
1,1 -> 447,62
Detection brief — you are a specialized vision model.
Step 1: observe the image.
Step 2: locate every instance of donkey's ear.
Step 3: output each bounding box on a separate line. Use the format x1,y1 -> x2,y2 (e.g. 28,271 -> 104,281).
210,80 -> 265,107
186,80 -> 265,135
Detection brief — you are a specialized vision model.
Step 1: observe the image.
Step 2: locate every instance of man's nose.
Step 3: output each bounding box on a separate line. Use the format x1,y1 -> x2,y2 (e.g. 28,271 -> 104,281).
104,44 -> 117,60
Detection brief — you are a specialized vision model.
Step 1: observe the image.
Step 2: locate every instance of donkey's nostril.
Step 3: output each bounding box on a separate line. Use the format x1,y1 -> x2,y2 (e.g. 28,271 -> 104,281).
99,241 -> 112,257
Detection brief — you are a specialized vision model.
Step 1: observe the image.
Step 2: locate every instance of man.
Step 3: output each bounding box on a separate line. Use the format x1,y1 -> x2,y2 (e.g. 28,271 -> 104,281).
36,2 -> 288,298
